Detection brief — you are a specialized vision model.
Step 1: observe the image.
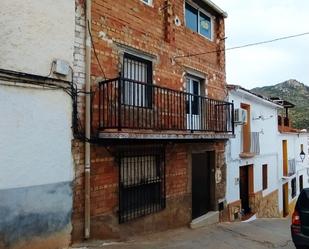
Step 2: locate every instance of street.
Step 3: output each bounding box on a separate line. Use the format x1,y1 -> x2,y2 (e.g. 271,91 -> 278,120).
72,218 -> 295,249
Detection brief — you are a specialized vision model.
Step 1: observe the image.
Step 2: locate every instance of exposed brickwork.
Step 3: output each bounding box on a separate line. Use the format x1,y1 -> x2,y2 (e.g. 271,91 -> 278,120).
71,0 -> 87,242
72,141 -> 228,240
90,0 -> 227,99
72,0 -> 229,241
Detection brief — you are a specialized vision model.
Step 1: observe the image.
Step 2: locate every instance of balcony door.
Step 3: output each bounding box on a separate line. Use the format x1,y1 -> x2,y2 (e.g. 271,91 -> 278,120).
122,53 -> 152,108
186,76 -> 201,130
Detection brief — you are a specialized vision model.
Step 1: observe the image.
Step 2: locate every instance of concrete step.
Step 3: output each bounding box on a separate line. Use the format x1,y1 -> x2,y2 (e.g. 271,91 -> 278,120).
190,211 -> 219,229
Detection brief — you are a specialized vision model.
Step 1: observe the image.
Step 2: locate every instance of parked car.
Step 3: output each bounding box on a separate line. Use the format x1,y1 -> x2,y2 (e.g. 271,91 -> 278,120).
291,188 -> 309,249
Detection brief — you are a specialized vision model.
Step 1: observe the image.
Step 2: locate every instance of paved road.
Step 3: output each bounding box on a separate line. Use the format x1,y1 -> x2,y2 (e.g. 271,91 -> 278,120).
72,218 -> 295,249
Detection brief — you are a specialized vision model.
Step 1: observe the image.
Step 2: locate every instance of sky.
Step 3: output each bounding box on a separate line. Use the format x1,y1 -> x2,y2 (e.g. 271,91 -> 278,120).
214,0 -> 309,89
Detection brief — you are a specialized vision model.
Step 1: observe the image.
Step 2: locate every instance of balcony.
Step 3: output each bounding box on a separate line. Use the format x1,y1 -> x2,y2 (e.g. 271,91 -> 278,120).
278,115 -> 298,133
93,77 -> 234,141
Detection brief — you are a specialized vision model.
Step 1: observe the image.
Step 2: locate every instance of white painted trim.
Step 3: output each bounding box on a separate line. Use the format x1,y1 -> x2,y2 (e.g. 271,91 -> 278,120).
201,0 -> 228,18
231,88 -> 283,109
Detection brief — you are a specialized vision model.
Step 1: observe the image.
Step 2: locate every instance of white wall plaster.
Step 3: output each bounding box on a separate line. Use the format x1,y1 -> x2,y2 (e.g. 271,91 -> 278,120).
0,0 -> 75,77
0,85 -> 73,189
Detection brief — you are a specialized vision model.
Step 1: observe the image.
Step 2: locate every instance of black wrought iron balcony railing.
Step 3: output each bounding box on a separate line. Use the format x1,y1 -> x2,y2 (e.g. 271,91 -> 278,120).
97,77 -> 234,133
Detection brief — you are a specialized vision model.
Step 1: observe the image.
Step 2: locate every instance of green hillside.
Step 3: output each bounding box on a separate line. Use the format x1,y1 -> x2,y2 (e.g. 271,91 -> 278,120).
251,79 -> 309,130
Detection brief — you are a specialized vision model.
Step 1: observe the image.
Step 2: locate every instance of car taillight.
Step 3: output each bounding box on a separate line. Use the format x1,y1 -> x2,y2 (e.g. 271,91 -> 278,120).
292,210 -> 301,225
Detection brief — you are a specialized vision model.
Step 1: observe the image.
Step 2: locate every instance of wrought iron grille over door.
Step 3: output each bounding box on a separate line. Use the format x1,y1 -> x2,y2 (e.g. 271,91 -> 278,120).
118,145 -> 166,223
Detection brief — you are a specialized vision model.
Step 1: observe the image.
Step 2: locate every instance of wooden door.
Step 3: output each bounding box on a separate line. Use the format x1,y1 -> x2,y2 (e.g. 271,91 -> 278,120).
192,152 -> 213,219
240,166 -> 250,214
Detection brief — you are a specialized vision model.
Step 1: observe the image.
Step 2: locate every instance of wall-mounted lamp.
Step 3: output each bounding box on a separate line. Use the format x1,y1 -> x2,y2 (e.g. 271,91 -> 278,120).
300,144 -> 306,162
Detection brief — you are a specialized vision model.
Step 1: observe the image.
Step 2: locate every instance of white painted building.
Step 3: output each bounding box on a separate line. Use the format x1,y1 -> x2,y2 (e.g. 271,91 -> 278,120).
0,0 -> 85,248
225,85 -> 309,221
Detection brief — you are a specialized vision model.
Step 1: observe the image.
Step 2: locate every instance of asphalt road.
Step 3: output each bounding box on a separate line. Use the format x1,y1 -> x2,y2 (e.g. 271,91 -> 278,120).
72,218 -> 295,249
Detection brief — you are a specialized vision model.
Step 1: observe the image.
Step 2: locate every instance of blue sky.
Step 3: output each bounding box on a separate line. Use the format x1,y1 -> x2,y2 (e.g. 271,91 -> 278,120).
214,0 -> 309,89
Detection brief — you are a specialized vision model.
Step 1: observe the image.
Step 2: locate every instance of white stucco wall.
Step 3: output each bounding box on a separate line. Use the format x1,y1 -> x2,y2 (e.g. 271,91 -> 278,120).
0,0 -> 75,76
226,89 -> 281,203
226,88 -> 309,214
277,132 -> 309,212
0,85 -> 73,189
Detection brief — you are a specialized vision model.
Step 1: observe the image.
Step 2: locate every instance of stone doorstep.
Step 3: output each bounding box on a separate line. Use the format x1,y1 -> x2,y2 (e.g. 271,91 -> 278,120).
190,211 -> 219,229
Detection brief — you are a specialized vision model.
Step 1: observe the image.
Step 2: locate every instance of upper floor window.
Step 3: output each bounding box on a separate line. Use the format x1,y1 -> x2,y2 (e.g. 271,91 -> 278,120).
185,2 -> 212,40
141,0 -> 153,6
122,53 -> 153,108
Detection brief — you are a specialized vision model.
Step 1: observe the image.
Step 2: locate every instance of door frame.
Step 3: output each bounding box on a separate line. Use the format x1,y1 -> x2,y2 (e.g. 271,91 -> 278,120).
239,164 -> 254,214
186,76 -> 201,130
190,150 -> 216,220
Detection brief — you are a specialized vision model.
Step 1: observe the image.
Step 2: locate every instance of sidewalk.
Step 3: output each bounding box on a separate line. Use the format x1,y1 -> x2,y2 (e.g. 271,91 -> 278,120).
71,218 -> 293,249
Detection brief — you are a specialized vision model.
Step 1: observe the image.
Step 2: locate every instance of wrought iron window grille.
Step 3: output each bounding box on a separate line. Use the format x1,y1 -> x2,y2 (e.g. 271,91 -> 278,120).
117,145 -> 166,223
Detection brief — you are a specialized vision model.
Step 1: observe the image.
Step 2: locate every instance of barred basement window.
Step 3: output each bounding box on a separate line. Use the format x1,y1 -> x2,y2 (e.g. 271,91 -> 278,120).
291,177 -> 297,198
118,146 -> 165,223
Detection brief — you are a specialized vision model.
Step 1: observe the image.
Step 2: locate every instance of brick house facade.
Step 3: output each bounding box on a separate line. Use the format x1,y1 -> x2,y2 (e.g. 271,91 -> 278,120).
72,0 -> 234,241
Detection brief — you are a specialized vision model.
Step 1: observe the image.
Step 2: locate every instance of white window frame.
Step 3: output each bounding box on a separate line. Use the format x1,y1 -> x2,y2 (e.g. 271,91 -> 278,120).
141,0 -> 153,6
184,1 -> 214,41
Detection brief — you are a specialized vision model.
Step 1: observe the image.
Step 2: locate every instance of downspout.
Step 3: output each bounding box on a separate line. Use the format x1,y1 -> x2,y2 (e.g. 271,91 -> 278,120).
84,0 -> 91,239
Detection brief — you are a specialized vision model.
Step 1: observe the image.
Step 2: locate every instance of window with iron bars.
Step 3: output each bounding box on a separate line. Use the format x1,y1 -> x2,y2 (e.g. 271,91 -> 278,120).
118,145 -> 166,223
122,53 -> 153,108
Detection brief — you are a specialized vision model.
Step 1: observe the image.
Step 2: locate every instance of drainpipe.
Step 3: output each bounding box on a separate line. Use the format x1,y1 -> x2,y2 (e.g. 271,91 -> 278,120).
84,0 -> 91,239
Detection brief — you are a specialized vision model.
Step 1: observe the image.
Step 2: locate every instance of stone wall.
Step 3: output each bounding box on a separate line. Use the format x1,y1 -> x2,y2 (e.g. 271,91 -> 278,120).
250,190 -> 280,218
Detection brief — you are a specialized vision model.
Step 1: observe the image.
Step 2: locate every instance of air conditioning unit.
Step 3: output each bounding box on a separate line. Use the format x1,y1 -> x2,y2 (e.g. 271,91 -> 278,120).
234,108 -> 247,124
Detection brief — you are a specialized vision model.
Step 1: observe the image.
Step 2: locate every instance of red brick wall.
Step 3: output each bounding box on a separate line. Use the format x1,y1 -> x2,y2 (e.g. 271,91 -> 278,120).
72,0 -> 228,241
91,0 -> 226,98
72,141 -> 228,241
72,143 -> 192,240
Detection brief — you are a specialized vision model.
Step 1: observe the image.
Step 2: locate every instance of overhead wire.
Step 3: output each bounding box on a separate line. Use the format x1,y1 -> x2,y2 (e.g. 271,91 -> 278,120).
173,31 -> 309,60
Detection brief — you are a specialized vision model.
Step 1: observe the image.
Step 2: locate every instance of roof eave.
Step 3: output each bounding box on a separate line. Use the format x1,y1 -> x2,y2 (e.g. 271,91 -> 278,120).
201,0 -> 228,18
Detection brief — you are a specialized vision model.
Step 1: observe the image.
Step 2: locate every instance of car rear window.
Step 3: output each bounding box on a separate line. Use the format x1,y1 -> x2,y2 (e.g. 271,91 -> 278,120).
297,189 -> 309,209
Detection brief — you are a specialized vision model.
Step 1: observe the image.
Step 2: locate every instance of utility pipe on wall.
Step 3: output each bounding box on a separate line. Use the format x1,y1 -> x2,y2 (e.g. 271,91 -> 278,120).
84,0 -> 91,239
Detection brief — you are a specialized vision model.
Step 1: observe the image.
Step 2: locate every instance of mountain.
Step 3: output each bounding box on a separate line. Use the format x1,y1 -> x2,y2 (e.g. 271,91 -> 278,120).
251,79 -> 309,130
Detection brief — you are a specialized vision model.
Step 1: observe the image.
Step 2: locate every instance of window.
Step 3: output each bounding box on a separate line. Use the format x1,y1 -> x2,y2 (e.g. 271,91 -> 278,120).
141,0 -> 152,5
300,175 -> 304,192
291,177 -> 297,198
122,53 -> 152,108
262,164 -> 268,190
118,146 -> 165,223
185,2 -> 212,40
